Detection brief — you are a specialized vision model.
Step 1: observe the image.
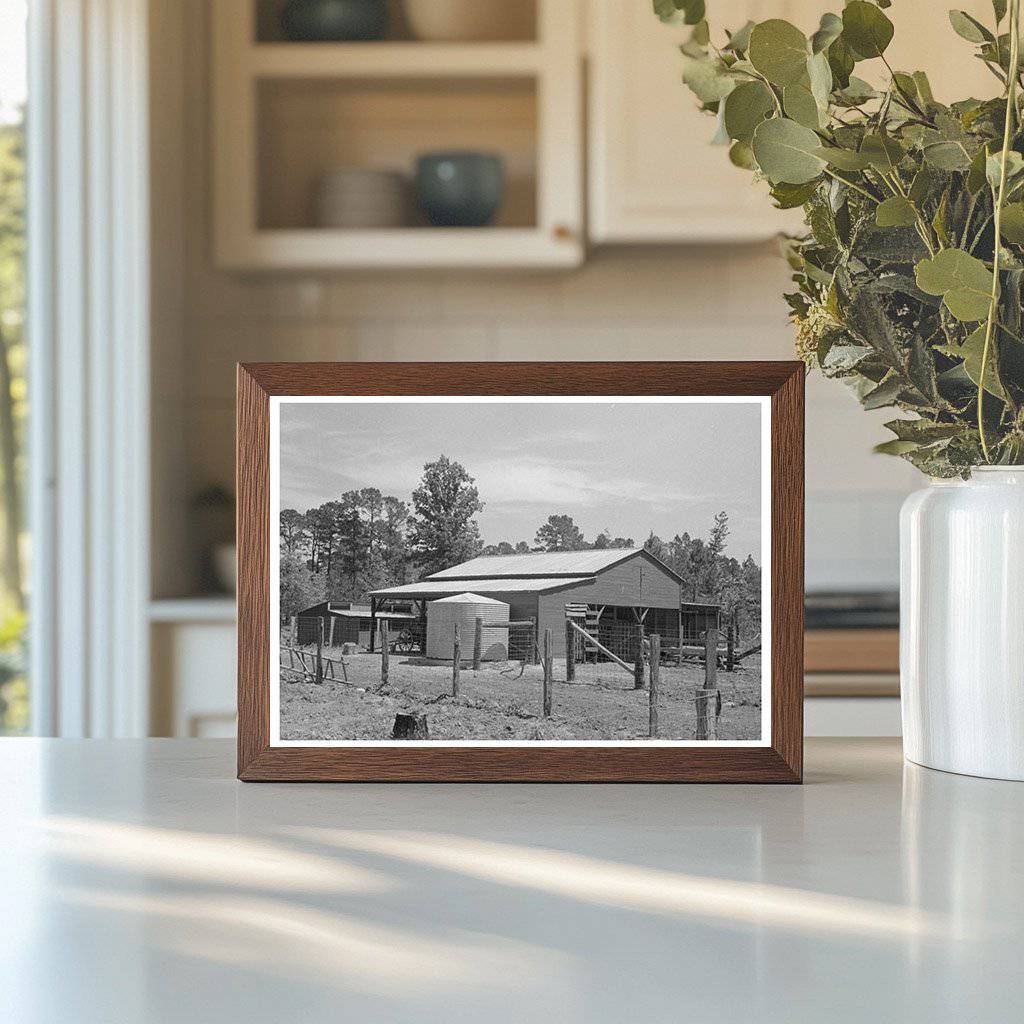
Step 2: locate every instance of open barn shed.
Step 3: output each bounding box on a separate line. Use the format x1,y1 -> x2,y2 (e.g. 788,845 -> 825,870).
369,548 -> 686,658
295,601 -> 417,649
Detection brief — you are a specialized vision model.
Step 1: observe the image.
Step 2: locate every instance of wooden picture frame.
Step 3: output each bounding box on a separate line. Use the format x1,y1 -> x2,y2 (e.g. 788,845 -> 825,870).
237,362 -> 804,782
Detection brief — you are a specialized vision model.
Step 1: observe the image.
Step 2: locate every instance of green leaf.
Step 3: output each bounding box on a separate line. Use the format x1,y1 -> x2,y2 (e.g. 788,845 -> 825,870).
752,117 -> 827,184
728,140 -> 758,169
909,165 -> 936,205
986,150 -> 1024,190
748,19 -> 810,87
967,143 -> 993,193
912,71 -> 935,105
874,439 -> 922,455
842,1 -> 895,60
836,75 -> 877,104
884,419 -> 963,443
783,83 -> 822,128
923,140 -> 973,171
810,12 -> 843,54
654,0 -> 705,25
724,20 -> 755,53
814,145 -> 872,170
723,81 -> 775,143
681,55 -> 737,103
875,196 -> 918,228
653,0 -> 677,23
1000,202 -> 1024,242
860,133 -> 905,172
958,324 -> 1007,398
770,179 -> 820,209
932,190 -> 950,247
807,51 -> 833,110
689,20 -> 711,46
915,249 -> 994,321
862,374 -> 902,410
948,10 -> 993,44
827,35 -> 855,89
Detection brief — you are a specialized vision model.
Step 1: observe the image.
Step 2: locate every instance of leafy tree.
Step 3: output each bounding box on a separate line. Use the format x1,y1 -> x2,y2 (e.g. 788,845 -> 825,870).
279,508 -> 305,556
0,116 -> 25,611
407,455 -> 484,575
381,496 -> 410,584
535,514 -> 587,551
643,531 -> 665,560
280,551 -> 327,618
481,540 -> 520,556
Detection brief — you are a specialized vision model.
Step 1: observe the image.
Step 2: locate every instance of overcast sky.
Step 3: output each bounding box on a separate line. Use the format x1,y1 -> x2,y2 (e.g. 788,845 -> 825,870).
278,400 -> 764,561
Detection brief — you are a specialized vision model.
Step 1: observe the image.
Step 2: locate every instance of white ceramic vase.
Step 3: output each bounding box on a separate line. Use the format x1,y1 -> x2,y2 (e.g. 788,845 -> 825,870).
900,467 -> 1024,780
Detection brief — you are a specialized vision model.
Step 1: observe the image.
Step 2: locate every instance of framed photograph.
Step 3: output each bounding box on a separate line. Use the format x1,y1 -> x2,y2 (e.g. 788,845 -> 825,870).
237,362 -> 804,782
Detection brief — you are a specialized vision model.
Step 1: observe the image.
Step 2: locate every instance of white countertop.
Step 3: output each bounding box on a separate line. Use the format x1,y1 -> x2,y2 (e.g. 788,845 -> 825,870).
1,738 -> 1021,1023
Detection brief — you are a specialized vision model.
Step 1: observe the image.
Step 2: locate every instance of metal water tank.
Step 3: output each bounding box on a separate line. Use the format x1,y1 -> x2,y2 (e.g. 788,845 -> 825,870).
425,593 -> 510,661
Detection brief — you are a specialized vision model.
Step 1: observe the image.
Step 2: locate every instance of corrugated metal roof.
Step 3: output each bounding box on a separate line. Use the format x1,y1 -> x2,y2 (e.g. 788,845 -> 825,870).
369,576 -> 596,597
427,549 -> 641,580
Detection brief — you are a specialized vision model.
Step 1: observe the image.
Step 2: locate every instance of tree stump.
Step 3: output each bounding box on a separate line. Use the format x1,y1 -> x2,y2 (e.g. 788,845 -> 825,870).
392,713 -> 429,740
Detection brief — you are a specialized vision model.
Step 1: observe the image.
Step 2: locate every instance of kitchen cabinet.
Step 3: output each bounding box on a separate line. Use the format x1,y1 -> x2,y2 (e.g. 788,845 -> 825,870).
587,0 -> 998,244
212,0 -> 583,269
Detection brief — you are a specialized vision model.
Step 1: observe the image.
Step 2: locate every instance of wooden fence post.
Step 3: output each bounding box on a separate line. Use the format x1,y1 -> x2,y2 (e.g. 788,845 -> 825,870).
696,629 -> 718,740
380,619 -> 389,687
565,617 -> 575,682
633,623 -> 645,689
726,622 -> 735,673
473,616 -> 483,670
649,634 -> 660,738
315,618 -> 324,685
542,628 -> 553,718
452,622 -> 461,698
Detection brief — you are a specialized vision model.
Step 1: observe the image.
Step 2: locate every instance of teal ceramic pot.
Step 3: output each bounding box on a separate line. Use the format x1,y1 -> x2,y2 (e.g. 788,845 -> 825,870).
415,152 -> 505,227
281,0 -> 388,42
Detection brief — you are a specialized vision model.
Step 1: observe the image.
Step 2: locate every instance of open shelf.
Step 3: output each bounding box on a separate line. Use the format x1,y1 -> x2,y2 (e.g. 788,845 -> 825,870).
254,0 -> 538,45
257,76 -> 537,232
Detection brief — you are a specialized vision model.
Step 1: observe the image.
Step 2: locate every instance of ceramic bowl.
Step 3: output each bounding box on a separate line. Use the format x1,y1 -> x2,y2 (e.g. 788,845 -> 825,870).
415,152 -> 505,228
281,0 -> 388,42
315,168 -> 409,228
403,0 -> 534,42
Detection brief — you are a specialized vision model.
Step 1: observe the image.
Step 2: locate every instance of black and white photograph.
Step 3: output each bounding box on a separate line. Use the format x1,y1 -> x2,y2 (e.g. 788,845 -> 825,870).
270,396 -> 770,745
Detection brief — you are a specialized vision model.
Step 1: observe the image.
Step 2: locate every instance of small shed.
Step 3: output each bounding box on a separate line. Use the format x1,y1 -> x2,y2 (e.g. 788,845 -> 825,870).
426,593 -> 509,661
295,601 -> 417,648
680,601 -> 722,643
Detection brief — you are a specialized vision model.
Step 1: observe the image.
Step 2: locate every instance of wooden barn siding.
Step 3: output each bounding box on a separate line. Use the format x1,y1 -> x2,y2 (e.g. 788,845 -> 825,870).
536,554 -> 682,656
552,555 -> 680,609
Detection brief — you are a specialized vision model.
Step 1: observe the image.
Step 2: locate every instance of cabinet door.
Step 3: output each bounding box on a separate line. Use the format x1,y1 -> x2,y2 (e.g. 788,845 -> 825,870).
588,1 -> 813,243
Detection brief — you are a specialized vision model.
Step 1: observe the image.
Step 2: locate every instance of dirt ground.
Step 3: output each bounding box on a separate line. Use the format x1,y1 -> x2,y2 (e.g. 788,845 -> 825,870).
279,642 -> 762,742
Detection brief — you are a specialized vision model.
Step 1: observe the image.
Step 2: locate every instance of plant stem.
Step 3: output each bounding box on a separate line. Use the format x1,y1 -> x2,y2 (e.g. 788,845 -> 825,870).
979,0 -> 1021,463
821,167 -> 879,203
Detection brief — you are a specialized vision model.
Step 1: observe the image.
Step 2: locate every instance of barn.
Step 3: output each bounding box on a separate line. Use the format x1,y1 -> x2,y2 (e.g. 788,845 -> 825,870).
368,548 -> 688,658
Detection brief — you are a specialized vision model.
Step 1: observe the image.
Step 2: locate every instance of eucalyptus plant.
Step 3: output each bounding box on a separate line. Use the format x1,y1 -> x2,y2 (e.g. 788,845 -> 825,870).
659,0 -> 1024,475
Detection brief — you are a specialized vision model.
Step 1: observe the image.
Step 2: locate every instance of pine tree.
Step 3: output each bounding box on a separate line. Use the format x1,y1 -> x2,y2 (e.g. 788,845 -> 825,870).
408,456 -> 484,576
